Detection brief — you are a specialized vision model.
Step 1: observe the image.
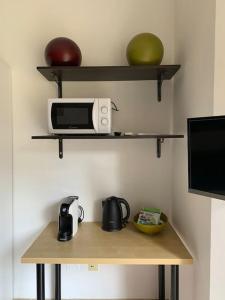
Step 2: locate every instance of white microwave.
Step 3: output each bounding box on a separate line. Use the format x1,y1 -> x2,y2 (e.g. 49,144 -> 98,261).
48,98 -> 112,134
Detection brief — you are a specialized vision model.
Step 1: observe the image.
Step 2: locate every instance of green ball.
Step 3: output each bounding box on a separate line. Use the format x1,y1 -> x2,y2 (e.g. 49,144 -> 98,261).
126,33 -> 164,65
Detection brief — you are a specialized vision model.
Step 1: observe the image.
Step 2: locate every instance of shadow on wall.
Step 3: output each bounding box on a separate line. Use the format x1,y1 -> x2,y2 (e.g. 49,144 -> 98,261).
67,140 -> 171,298
45,201 -> 60,221
82,140 -> 171,220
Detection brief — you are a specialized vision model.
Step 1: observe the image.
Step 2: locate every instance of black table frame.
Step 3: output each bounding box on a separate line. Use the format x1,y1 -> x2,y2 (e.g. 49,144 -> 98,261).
36,264 -> 179,300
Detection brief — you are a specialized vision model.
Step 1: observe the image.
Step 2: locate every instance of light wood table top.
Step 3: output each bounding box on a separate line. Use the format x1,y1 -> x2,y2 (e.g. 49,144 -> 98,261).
21,222 -> 193,265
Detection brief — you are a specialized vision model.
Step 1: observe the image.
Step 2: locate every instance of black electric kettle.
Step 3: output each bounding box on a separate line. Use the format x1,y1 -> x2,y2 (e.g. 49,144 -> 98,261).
102,196 -> 130,231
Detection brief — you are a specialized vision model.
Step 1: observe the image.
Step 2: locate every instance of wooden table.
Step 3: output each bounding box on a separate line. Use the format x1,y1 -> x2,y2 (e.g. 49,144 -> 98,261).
21,222 -> 193,300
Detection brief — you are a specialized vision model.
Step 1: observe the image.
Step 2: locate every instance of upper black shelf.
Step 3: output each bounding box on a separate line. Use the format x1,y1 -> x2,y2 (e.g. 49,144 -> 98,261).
37,65 -> 180,82
37,65 -> 180,102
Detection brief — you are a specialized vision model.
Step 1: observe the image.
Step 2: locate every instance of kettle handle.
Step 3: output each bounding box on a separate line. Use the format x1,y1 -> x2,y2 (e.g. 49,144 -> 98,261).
78,205 -> 84,223
119,198 -> 130,226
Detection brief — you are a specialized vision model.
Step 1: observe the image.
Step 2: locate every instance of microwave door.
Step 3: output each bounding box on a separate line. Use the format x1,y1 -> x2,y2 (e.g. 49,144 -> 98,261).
50,102 -> 95,134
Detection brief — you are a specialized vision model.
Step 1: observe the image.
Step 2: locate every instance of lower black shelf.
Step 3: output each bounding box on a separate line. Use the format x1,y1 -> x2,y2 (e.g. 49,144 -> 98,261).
31,134 -> 184,159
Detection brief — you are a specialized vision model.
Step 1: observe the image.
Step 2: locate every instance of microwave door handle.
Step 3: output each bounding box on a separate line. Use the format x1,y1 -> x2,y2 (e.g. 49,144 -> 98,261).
49,102 -> 54,132
92,100 -> 98,132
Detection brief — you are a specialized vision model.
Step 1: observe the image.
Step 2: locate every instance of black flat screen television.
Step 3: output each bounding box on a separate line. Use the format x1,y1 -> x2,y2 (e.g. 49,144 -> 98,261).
188,116 -> 225,199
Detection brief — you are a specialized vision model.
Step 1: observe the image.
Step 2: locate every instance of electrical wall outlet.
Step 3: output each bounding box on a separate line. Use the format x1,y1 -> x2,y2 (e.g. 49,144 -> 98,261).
88,264 -> 98,271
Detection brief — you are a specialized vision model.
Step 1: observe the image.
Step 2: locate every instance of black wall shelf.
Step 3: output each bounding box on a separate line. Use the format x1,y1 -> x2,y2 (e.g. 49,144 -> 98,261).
32,134 -> 184,159
37,65 -> 180,102
34,64 -> 182,158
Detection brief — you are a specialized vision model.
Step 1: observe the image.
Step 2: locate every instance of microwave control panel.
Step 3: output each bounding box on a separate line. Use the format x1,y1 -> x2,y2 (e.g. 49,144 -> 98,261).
98,98 -> 111,133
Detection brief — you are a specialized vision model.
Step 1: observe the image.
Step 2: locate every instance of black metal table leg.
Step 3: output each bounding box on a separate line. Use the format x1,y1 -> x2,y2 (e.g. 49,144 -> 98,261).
55,264 -> 61,300
158,265 -> 165,300
171,265 -> 179,300
36,264 -> 45,300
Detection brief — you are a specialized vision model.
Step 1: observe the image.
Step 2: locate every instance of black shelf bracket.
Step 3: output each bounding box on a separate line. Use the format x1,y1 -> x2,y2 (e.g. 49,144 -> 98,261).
52,72 -> 63,98
59,138 -> 63,159
157,75 -> 163,102
156,138 -> 164,158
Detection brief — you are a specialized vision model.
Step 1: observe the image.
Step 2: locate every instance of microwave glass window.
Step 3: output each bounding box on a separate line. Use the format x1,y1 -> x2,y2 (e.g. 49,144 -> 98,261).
57,108 -> 89,125
51,103 -> 94,129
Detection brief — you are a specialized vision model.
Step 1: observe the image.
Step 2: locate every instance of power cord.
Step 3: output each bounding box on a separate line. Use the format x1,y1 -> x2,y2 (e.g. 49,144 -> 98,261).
111,101 -> 119,111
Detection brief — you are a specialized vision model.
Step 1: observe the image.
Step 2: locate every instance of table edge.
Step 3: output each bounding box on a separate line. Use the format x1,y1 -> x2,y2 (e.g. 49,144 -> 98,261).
21,257 -> 193,265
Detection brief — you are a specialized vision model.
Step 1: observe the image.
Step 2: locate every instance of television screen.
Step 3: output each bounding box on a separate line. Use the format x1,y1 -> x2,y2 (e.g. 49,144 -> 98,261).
188,116 -> 225,199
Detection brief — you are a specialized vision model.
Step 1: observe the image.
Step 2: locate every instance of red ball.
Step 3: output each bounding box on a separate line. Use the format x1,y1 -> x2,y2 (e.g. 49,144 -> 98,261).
45,37 -> 82,66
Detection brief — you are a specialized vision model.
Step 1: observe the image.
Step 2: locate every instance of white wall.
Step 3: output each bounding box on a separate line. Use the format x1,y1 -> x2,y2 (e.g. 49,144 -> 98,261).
0,0 -> 176,298
210,1 -> 225,299
0,60 -> 13,300
173,0 -> 216,300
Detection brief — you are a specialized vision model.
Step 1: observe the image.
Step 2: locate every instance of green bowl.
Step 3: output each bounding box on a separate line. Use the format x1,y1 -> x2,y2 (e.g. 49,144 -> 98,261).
133,213 -> 168,235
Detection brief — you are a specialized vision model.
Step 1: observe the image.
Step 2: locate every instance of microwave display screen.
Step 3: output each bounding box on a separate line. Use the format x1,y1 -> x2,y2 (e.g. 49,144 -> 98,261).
51,103 -> 94,129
